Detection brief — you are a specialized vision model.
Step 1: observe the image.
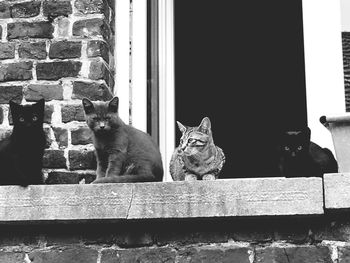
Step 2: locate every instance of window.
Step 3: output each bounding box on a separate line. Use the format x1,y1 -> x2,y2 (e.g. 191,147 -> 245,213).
117,0 -> 345,181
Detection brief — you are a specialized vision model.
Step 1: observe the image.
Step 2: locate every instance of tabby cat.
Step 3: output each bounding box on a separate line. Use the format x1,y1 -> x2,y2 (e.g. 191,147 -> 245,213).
82,97 -> 164,183
0,99 -> 46,186
170,117 -> 225,181
278,127 -> 338,177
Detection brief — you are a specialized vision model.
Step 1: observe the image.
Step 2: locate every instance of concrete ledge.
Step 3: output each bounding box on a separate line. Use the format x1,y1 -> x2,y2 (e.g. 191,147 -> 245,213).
324,173 -> 350,209
0,177 -> 324,223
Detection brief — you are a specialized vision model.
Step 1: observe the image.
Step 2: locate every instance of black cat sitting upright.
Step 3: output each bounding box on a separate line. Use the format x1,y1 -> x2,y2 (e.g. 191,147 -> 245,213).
0,99 -> 46,186
278,127 -> 338,177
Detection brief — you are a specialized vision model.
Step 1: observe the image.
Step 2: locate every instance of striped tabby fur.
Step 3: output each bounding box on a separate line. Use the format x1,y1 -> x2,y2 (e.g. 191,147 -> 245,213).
170,117 -> 225,181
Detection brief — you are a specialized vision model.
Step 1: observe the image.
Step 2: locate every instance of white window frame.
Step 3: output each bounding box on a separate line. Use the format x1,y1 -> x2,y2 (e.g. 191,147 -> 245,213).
116,0 -> 345,181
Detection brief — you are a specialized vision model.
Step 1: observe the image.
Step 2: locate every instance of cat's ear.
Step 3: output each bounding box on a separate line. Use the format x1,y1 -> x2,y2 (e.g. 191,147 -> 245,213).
176,121 -> 186,133
198,117 -> 211,134
82,98 -> 95,114
33,99 -> 45,112
108,97 -> 119,113
9,100 -> 20,116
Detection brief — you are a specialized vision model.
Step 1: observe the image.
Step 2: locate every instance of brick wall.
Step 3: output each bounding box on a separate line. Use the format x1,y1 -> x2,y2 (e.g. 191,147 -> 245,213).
0,0 -> 115,184
1,216 -> 350,263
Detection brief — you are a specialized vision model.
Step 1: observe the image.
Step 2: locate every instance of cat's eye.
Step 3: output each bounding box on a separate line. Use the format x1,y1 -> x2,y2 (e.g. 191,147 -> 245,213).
32,116 -> 38,121
297,146 -> 303,150
19,117 -> 24,122
284,146 -> 290,151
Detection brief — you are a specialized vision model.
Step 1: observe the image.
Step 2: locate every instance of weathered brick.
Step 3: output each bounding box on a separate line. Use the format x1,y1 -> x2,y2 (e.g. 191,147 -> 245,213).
87,40 -> 109,63
56,17 -> 70,37
7,22 -> 54,40
29,247 -> 98,263
115,232 -> 154,248
46,171 -> 96,184
0,85 -> 23,104
0,128 -> 11,141
43,149 -> 67,169
18,42 -> 47,60
25,84 -> 63,102
73,18 -> 109,39
255,246 -> 332,263
0,3 -> 10,19
0,107 -> 3,124
74,0 -> 109,18
44,126 -> 53,148
0,252 -> 25,263
61,104 -> 86,123
0,62 -> 33,82
43,0 -> 72,19
72,81 -> 112,101
71,126 -> 93,145
110,9 -> 115,34
89,60 -> 110,83
52,126 -> 68,148
68,149 -> 96,170
0,43 -> 15,60
178,247 -> 250,263
339,246 -> 350,263
101,248 -> 176,263
44,104 -> 54,124
314,221 -> 350,242
11,1 -> 41,18
49,41 -> 82,59
36,61 -> 82,80
156,230 -> 229,247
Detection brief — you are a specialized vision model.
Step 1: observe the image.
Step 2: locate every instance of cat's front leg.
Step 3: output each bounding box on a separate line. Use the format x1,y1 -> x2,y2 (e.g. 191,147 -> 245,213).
202,174 -> 216,180
105,152 -> 125,177
184,173 -> 198,181
95,150 -> 107,179
96,164 -> 106,179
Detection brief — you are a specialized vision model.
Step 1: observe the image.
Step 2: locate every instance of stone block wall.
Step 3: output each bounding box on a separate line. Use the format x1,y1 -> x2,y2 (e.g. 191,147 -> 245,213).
0,0 -> 115,183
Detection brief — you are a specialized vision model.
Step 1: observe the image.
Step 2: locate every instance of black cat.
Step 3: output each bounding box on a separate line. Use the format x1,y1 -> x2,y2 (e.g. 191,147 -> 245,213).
277,127 -> 338,177
0,99 -> 46,186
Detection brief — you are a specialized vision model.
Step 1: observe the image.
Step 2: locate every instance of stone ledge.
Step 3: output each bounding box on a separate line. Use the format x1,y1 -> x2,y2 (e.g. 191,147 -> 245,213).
324,173 -> 350,209
0,177 -> 323,223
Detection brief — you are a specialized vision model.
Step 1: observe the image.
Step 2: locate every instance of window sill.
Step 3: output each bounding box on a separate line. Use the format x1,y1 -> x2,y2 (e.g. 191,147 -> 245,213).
0,177 -> 324,223
324,172 -> 350,210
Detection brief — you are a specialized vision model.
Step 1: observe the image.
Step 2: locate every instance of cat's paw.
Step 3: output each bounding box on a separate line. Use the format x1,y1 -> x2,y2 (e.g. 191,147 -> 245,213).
202,174 -> 216,180
184,174 -> 197,181
91,179 -> 104,184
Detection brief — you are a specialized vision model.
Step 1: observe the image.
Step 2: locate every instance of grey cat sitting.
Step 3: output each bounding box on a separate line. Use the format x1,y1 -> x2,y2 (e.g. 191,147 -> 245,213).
82,97 -> 164,183
170,117 -> 225,181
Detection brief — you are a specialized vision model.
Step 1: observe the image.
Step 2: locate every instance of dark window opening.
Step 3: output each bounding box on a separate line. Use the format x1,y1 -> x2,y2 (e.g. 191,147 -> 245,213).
174,0 -> 307,177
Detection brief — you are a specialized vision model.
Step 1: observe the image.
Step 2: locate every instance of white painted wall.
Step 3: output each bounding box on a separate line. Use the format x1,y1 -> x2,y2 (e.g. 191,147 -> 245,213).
303,0 -> 345,152
341,0 -> 350,31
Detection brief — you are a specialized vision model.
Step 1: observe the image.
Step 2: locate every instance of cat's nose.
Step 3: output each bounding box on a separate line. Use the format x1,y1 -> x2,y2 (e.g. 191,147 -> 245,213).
99,122 -> 105,129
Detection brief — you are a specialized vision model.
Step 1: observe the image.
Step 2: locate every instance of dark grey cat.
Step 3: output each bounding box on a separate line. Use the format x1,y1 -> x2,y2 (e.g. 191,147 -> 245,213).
82,97 -> 164,183
170,117 -> 225,181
